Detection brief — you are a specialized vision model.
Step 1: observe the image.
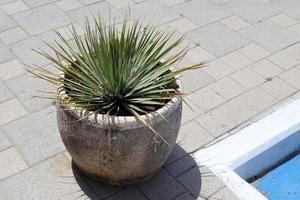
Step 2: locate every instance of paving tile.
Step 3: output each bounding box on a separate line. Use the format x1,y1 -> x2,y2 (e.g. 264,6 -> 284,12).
221,15 -> 250,30
0,8 -> 17,32
175,57 -> 193,70
66,160 -> 121,199
222,0 -> 279,24
282,43 -> 300,60
188,87 -> 225,112
220,50 -> 254,70
173,192 -> 196,200
107,0 -> 134,9
196,109 -> 237,137
0,0 -> 16,5
1,106 -> 65,165
239,20 -> 298,52
13,4 -> 72,35
275,0 -> 300,22
181,69 -> 215,93
138,169 -> 185,200
6,72 -> 55,112
267,50 -> 299,70
261,77 -> 296,100
157,23 -> 191,53
0,147 -> 27,180
186,23 -> 249,57
173,192 -> 207,200
260,0 -> 274,2
0,59 -> 26,80
218,97 -> 258,124
0,154 -> 82,200
279,67 -> 300,89
186,47 -> 216,63
56,23 -> 84,40
0,81 -> 13,103
68,1 -> 121,27
177,121 -> 214,152
55,0 -> 83,11
79,0 -> 103,5
210,187 -> 239,200
0,130 -> 11,151
0,27 -> 28,45
0,98 -> 28,126
0,47 -> 15,64
210,77 -> 245,100
23,0 -> 58,7
160,0 -> 185,6
238,87 -> 278,112
133,0 -> 146,3
238,43 -> 271,61
181,97 -> 203,124
128,0 -> 181,25
106,188 -> 147,200
249,59 -> 283,79
270,13 -> 298,28
10,31 -> 56,65
164,144 -> 188,166
231,67 -> 265,89
1,1 -> 29,15
177,166 -> 224,197
203,59 -> 234,80
168,18 -> 198,34
209,0 -> 231,5
173,0 -> 230,27
287,23 -> 300,38
165,154 -> 197,177
80,175 -> 121,199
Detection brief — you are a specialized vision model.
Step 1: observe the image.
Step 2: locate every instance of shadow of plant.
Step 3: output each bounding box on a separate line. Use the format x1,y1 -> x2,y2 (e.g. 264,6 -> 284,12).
61,144 -> 217,200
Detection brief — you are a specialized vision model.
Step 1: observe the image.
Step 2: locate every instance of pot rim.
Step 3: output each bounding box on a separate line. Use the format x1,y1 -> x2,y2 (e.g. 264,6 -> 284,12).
57,78 -> 182,129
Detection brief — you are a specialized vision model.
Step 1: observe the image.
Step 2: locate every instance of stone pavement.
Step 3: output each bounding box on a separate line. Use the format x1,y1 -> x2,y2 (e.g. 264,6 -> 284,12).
1,0 -> 300,199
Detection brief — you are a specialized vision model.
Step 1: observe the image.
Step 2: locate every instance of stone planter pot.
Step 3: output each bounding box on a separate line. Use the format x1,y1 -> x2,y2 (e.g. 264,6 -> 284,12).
56,86 -> 182,186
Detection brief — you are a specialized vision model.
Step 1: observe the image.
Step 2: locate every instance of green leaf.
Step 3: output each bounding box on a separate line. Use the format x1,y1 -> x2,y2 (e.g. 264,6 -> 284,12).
28,16 -> 207,144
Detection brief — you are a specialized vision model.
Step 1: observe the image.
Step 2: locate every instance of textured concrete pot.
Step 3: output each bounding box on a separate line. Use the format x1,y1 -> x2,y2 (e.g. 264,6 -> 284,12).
56,86 -> 182,186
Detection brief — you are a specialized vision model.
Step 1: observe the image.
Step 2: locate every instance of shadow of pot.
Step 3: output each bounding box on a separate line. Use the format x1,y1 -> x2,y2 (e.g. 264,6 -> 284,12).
71,144 -> 203,200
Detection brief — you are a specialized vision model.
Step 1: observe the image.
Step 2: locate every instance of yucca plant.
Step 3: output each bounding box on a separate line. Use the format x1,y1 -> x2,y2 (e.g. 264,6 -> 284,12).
29,17 -> 206,137
28,16 -> 209,185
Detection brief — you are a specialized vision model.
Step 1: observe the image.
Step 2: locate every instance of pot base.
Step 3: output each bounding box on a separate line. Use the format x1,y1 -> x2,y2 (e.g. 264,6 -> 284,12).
72,160 -> 160,187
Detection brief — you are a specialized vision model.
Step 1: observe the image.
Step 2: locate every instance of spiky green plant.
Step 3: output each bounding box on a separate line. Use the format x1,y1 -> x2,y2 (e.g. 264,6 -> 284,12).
29,17 -> 206,140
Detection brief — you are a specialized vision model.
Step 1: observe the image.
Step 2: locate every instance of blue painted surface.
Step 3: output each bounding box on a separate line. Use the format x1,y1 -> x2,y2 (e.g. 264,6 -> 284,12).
256,154 -> 300,200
